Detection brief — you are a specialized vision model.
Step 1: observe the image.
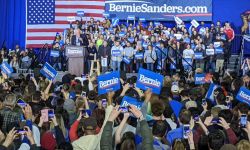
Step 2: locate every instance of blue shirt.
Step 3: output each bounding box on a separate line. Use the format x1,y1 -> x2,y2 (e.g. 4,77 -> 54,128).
166,126 -> 183,145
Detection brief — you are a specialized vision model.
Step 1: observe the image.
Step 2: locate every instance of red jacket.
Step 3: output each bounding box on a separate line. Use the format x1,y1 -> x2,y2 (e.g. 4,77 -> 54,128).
224,28 -> 235,41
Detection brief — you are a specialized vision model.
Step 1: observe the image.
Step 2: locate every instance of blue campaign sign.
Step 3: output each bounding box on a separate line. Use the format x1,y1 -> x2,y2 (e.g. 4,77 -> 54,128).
0,62 -> 13,75
135,53 -> 143,59
50,50 -> 60,57
195,52 -> 203,60
112,18 -> 119,27
103,13 -> 110,18
195,73 -> 205,85
105,0 -> 212,21
206,83 -> 219,103
236,87 -> 250,106
121,96 -> 143,110
215,47 -> 224,54
127,15 -> 135,20
123,57 -> 131,64
128,37 -> 134,43
112,49 -> 121,56
136,68 -> 164,94
119,32 -> 126,37
169,100 -> 183,118
77,11 -> 84,17
98,71 -> 121,95
40,62 -> 58,80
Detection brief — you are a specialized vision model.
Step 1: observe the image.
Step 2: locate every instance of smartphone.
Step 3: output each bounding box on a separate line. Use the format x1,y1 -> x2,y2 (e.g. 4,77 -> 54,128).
17,99 -> 27,108
17,129 -> 26,135
81,91 -> 86,97
240,114 -> 247,128
211,118 -> 220,124
48,109 -> 55,119
202,99 -> 206,105
102,99 -> 107,107
183,124 -> 190,139
82,109 -> 91,117
119,106 -> 129,113
193,114 -> 199,122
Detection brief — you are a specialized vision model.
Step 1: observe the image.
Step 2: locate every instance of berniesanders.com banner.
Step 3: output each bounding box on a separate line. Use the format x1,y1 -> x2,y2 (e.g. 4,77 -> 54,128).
105,0 -> 212,21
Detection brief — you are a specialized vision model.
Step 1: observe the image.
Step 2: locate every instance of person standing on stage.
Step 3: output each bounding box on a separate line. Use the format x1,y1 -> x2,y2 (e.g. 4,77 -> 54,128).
111,41 -> 123,71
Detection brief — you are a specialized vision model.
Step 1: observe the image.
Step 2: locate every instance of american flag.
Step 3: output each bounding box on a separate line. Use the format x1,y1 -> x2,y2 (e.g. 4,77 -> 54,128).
26,0 -> 105,48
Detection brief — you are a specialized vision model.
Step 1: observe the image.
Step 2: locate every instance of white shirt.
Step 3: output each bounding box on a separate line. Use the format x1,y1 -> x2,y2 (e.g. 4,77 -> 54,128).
183,49 -> 194,59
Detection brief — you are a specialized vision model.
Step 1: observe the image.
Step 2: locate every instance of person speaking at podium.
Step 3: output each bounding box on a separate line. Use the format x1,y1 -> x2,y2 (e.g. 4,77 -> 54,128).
71,28 -> 89,47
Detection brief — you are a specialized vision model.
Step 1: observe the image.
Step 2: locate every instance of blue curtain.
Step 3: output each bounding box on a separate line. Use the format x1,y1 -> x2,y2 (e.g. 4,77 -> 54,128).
0,0 -> 26,50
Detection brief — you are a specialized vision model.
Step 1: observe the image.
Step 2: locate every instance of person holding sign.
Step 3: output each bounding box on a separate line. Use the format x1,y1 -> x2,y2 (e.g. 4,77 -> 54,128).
194,42 -> 205,70
98,40 -> 111,73
123,41 -> 134,73
111,41 -> 123,71
205,43 -> 216,73
144,45 -> 157,71
215,41 -> 225,75
182,44 -> 194,71
135,43 -> 144,72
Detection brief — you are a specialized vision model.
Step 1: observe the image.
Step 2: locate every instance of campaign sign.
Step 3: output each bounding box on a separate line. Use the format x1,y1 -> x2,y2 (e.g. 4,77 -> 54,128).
236,87 -> 250,106
121,96 -> 143,110
215,47 -> 223,54
214,42 -> 221,48
169,100 -> 183,118
76,11 -> 84,17
195,73 -> 205,85
50,50 -> 60,57
0,62 -> 13,76
103,13 -> 110,18
194,52 -> 203,60
119,32 -> 126,37
67,16 -> 76,22
136,68 -> 164,94
128,37 -> 134,43
135,53 -> 143,59
206,49 -> 214,55
127,15 -> 135,20
112,18 -> 119,27
191,19 -> 199,28
40,62 -> 58,80
142,43 -> 148,48
105,0 -> 212,21
174,16 -> 183,25
139,18 -> 146,22
206,83 -> 219,103
123,57 -> 131,64
174,34 -> 182,40
112,49 -> 121,56
98,71 -> 120,95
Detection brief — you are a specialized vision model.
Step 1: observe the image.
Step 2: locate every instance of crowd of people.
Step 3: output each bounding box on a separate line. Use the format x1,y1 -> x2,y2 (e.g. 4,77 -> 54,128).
0,18 -> 250,150
50,17 -> 235,76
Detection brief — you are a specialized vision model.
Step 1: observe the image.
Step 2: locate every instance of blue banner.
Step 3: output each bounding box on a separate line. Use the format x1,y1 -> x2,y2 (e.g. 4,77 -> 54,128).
194,52 -> 203,60
206,83 -> 219,103
236,87 -> 250,106
40,62 -> 58,80
0,62 -> 13,75
195,73 -> 205,85
136,68 -> 164,94
215,47 -> 224,54
135,53 -> 143,59
123,57 -> 131,64
50,50 -> 60,57
112,49 -> 122,56
77,11 -> 85,17
105,0 -> 212,21
121,96 -> 143,110
169,100 -> 183,118
98,71 -> 121,95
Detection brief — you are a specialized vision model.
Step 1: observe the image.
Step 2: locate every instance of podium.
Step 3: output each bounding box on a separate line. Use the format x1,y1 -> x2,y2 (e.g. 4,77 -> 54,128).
65,46 -> 86,76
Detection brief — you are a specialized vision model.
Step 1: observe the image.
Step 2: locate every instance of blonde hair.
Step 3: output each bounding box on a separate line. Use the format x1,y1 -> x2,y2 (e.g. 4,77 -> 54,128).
172,139 -> 185,150
50,115 -> 67,137
236,140 -> 250,150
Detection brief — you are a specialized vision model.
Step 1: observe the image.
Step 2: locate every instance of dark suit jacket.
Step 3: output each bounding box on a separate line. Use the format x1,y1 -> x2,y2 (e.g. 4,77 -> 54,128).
71,34 -> 89,47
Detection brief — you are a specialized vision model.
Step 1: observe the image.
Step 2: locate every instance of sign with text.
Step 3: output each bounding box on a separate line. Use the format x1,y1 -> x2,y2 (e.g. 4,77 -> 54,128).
206,83 -> 219,103
236,87 -> 250,106
206,49 -> 214,55
40,62 -> 58,80
98,71 -> 120,95
195,73 -> 205,85
136,68 -> 164,94
194,52 -> 203,60
105,0 -> 212,21
0,62 -> 13,76
121,96 -> 143,110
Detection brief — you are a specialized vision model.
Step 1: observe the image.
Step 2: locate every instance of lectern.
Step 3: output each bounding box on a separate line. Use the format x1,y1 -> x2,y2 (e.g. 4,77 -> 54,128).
65,46 -> 86,76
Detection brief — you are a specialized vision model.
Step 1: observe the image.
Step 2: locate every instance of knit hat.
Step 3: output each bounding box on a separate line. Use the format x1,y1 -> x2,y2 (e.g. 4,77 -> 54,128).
83,117 -> 97,130
41,132 -> 57,150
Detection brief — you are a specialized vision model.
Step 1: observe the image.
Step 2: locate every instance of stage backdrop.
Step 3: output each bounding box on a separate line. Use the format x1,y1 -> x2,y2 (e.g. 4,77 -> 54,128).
0,0 -> 250,53
105,0 -> 212,21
